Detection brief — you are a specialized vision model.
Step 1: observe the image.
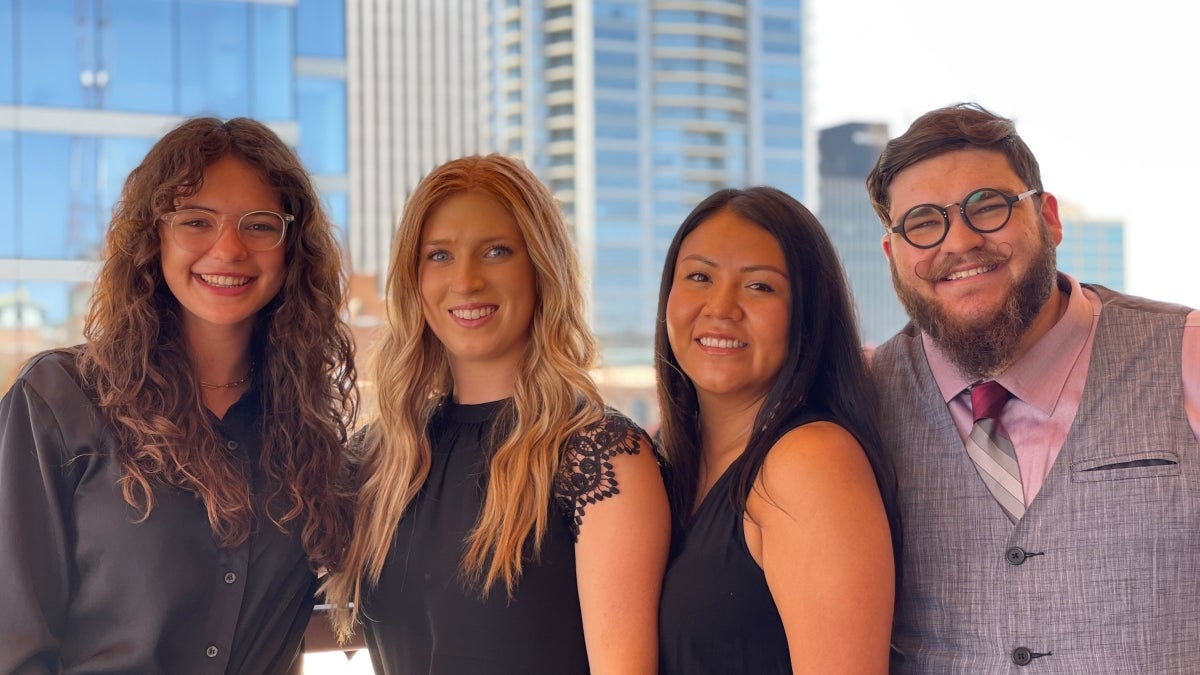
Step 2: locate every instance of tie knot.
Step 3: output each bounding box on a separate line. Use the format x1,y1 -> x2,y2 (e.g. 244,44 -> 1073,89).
971,380 -> 1011,423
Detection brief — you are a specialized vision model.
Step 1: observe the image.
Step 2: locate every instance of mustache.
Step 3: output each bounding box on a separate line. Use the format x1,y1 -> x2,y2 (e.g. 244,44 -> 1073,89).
913,243 -> 1014,282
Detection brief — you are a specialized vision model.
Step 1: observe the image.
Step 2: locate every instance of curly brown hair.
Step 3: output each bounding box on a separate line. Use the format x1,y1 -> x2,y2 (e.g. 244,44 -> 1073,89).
77,117 -> 357,571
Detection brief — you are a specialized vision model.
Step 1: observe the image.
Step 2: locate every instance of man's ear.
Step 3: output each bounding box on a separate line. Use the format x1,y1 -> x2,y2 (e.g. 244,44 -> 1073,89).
1040,192 -> 1063,246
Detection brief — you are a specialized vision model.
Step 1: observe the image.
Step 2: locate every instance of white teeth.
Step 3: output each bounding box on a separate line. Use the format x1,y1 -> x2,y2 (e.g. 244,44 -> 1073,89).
944,264 -> 997,281
200,274 -> 250,288
698,336 -> 747,349
451,306 -> 497,320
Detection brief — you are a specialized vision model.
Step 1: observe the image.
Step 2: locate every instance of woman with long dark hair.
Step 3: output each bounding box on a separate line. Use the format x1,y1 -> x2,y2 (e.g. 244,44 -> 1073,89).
656,187 -> 897,673
0,117 -> 357,673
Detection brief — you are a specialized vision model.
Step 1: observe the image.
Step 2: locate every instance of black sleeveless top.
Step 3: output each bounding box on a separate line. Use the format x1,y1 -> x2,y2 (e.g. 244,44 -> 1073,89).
658,413 -> 828,674
360,400 -> 646,675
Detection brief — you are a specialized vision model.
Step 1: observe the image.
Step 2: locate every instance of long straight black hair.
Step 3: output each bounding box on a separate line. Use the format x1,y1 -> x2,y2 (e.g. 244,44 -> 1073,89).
654,186 -> 899,552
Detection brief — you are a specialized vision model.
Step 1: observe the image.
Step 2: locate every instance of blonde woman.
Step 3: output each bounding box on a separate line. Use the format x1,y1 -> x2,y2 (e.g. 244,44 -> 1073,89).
324,154 -> 670,674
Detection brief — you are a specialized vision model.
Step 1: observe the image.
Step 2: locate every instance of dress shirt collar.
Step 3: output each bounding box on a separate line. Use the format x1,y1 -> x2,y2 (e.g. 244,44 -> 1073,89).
922,273 -> 1096,414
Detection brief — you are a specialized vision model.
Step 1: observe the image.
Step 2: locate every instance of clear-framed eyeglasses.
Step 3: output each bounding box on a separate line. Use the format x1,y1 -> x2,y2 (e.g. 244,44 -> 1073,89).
887,187 -> 1040,249
161,208 -> 293,253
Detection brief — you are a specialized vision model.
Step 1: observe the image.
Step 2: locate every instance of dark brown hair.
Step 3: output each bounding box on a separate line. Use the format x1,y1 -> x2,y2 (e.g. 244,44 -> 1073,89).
866,102 -> 1043,225
654,187 -> 898,556
78,117 -> 357,571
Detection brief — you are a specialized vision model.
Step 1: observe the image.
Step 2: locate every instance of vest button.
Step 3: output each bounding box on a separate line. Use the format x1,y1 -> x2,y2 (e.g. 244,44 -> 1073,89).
1006,546 -> 1028,565
1012,646 -> 1033,666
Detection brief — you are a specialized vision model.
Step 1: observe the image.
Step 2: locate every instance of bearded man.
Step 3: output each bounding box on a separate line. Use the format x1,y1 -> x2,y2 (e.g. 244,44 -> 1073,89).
867,103 -> 1200,674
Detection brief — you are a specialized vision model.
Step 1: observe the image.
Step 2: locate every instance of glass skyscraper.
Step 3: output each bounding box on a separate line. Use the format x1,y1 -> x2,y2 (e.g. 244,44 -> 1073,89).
817,121 -> 909,346
1058,213 -> 1125,291
3,0 -> 810,418
493,0 -> 809,364
343,0 -> 809,368
0,0 -> 348,387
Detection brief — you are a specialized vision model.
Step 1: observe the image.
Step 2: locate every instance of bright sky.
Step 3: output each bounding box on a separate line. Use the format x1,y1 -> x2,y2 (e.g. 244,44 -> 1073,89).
808,0 -> 1200,308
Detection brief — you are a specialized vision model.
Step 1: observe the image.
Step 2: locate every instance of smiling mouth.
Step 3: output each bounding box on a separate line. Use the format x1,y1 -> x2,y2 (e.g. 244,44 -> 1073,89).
698,336 -> 747,349
199,274 -> 251,288
451,306 -> 497,320
942,263 -> 998,282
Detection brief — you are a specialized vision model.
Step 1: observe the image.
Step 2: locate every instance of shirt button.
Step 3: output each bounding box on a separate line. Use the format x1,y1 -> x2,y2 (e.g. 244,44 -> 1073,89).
1011,646 -> 1033,666
224,571 -> 237,584
225,440 -> 238,451
206,645 -> 219,658
1006,547 -> 1028,565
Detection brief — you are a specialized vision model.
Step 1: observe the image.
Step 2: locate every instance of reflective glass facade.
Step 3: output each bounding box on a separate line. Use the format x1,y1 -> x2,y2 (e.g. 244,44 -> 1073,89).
1,0 -> 347,385
817,122 -> 909,346
500,0 -> 809,365
1059,216 -> 1125,291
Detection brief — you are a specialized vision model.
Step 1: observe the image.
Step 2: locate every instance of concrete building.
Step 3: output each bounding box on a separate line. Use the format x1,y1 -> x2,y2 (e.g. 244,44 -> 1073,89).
817,121 -> 908,346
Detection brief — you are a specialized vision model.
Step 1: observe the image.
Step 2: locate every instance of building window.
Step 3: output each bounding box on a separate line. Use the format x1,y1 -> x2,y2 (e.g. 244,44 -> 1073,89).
297,0 -> 345,59
297,77 -> 347,174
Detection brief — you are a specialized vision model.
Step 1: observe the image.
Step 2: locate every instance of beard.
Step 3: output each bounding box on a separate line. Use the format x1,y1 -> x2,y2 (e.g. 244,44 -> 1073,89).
891,224 -> 1058,380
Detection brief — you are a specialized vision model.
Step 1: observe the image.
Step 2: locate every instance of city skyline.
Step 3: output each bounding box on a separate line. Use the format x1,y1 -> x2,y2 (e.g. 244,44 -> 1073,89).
808,0 -> 1200,309
4,0 -> 1180,379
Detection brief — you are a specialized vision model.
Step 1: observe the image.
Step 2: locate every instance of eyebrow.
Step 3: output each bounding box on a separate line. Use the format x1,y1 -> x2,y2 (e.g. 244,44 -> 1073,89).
421,235 -> 518,248
174,204 -> 280,215
680,254 -> 788,278
174,203 -> 218,213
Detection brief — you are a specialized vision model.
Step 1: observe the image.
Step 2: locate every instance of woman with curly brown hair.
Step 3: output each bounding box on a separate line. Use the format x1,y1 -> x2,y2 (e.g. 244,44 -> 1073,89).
0,117 -> 357,674
322,154 -> 670,674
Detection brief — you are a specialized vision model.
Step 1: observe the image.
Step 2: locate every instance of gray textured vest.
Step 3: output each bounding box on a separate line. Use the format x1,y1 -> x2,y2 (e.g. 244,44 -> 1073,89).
873,286 -> 1200,674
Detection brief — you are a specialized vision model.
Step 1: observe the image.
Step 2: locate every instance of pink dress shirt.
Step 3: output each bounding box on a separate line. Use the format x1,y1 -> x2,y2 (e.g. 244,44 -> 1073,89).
924,273 -> 1200,504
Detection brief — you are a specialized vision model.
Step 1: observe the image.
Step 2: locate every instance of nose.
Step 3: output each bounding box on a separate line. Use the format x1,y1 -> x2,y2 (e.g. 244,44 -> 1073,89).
703,282 -> 742,321
938,206 -> 986,254
450,258 -> 485,294
207,219 -> 250,260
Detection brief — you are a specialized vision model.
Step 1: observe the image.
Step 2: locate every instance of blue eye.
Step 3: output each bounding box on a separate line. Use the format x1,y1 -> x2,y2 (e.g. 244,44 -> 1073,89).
427,250 -> 450,262
485,245 -> 513,258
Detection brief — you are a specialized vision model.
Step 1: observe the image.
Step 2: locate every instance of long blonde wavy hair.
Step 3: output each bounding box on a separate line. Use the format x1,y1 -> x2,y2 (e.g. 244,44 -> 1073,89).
324,154 -> 604,640
78,117 -> 357,571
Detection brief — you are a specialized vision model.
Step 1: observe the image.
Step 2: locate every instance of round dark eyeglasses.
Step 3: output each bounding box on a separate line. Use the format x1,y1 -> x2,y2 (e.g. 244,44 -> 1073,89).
887,187 -> 1040,249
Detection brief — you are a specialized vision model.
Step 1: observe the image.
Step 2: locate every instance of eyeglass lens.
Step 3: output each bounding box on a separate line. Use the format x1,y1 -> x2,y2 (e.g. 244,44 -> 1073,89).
899,188 -> 1015,248
169,209 -> 286,252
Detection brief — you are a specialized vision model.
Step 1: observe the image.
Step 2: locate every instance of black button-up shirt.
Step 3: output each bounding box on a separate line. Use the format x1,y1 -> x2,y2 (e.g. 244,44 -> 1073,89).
0,350 -> 315,674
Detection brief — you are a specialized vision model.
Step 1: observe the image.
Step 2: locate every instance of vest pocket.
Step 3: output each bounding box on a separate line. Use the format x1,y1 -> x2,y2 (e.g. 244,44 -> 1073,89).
1070,451 -> 1180,482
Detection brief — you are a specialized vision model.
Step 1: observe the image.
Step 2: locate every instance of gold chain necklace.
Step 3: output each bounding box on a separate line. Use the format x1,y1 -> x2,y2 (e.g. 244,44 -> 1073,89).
199,365 -> 253,390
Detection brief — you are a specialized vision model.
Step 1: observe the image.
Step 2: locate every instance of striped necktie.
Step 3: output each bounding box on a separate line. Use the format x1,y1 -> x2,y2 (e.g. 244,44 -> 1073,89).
966,381 -> 1025,523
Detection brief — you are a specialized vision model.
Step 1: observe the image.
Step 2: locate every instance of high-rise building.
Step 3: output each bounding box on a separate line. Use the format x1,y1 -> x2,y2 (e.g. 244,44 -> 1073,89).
523,0 -> 810,365
343,0 -> 494,286
4,0 -> 810,427
0,0 -> 349,386
817,122 -> 908,346
1058,210 -> 1125,290
346,0 -> 810,367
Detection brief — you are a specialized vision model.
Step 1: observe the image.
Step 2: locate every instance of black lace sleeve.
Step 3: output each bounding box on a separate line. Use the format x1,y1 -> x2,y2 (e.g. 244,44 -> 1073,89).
554,410 -> 648,540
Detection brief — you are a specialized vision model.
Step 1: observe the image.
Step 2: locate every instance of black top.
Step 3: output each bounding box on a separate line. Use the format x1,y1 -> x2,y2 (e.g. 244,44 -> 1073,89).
0,349 -> 315,675
658,414 -> 828,674
361,399 -> 646,675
